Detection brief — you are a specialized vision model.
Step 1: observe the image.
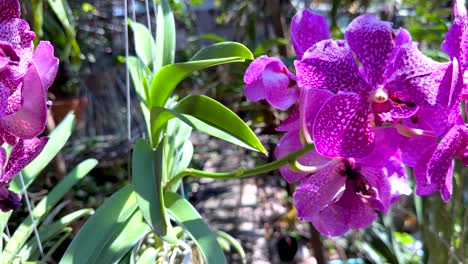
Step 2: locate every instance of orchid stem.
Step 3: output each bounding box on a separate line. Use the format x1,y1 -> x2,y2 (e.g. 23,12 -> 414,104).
165,143 -> 316,191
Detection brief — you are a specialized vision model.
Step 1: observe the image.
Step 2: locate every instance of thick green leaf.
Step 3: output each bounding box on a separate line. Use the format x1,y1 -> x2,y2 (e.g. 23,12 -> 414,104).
3,159 -> 97,263
92,210 -> 150,263
191,42 -> 253,61
132,139 -> 168,237
19,209 -> 94,260
136,248 -> 158,264
149,42 -> 253,109
59,185 -> 139,264
127,56 -> 150,104
216,230 -> 246,264
0,113 -> 76,252
163,118 -> 193,179
129,21 -> 156,66
155,0 -> 175,71
164,191 -> 226,264
46,0 -> 80,60
151,95 -> 266,153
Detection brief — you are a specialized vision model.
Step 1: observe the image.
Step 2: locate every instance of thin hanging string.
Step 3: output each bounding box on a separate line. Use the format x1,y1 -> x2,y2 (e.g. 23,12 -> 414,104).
124,0 -> 132,184
124,0 -> 131,144
19,172 -> 45,261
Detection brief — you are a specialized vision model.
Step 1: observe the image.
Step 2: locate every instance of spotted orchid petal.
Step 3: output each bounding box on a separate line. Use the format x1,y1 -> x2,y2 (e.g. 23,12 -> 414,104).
384,43 -> 451,106
276,88 -> 334,132
313,93 -> 374,158
0,64 -> 47,139
345,14 -> 395,87
0,0 -> 20,23
3,137 -> 48,182
441,0 -> 467,63
290,9 -> 330,59
0,18 -> 35,93
275,130 -> 330,183
426,125 -> 466,201
293,163 -> 347,221
295,40 -> 366,93
312,181 -> 377,236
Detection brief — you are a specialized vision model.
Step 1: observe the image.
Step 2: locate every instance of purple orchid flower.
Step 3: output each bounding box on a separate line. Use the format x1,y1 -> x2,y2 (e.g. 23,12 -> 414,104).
275,126 -> 409,236
243,10 -> 329,110
295,15 -> 450,158
0,137 -> 48,211
0,0 -> 58,145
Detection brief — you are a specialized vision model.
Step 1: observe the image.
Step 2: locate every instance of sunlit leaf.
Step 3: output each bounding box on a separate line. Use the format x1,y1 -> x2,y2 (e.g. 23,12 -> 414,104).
164,191 -> 226,264
155,0 -> 175,71
59,185 -> 141,264
3,159 -> 97,263
149,42 -> 253,109
151,95 -> 266,153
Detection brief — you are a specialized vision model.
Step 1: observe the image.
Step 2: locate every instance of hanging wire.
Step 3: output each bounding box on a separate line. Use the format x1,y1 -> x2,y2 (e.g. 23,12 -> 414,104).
19,172 -> 45,261
124,0 -> 131,144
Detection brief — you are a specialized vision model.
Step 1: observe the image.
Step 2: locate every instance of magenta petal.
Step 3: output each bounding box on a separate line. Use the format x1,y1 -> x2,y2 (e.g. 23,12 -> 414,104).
0,64 -> 47,139
359,167 -> 391,213
243,55 -> 274,84
427,125 -> 465,189
275,130 -> 330,183
317,181 -> 377,233
293,163 -> 346,221
384,156 -> 412,203
244,79 -> 265,102
441,0 -> 468,60
414,145 -> 437,196
313,93 -> 374,158
290,10 -> 330,59
295,40 -> 366,93
3,137 -> 48,181
358,127 -> 400,167
276,107 -> 300,132
277,88 -> 334,132
345,14 -> 395,87
384,43 -> 450,106
263,62 -> 298,110
0,0 -> 20,23
0,188 -> 21,212
311,205 -> 348,237
33,41 -> 59,90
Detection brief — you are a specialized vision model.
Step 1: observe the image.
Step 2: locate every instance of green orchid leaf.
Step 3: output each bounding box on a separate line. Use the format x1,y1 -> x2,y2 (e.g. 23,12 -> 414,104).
215,230 -> 246,264
151,95 -> 266,153
129,21 -> 157,66
136,248 -> 158,264
19,209 -> 94,260
3,159 -> 97,264
149,42 -> 253,110
191,41 -> 253,61
59,185 -> 143,264
132,139 -> 169,237
92,209 -> 150,263
155,0 -> 175,71
164,191 -> 226,264
11,112 -> 76,192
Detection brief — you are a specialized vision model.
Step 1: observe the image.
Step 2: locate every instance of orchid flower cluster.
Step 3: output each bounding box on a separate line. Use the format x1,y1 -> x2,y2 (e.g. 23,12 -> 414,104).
244,0 -> 468,236
0,0 -> 58,212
